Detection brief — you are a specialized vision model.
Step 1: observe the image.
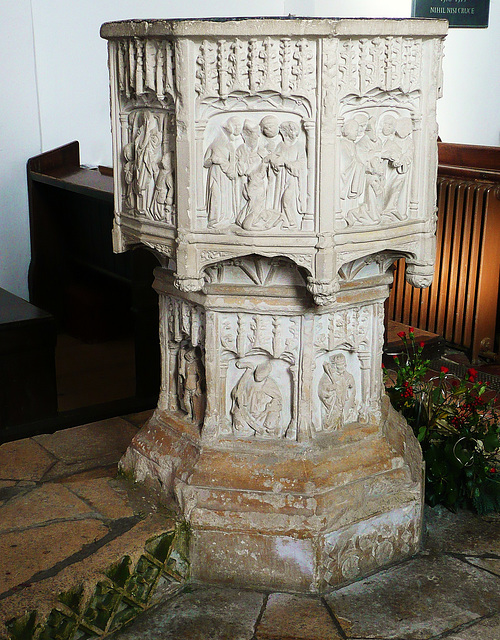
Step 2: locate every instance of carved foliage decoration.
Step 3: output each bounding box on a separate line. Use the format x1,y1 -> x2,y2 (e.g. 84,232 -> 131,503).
323,509 -> 420,587
205,256 -> 305,287
195,37 -> 316,100
338,37 -> 422,97
122,109 -> 176,225
117,38 -> 175,103
220,312 -> 300,440
166,297 -> 205,348
202,113 -> 308,231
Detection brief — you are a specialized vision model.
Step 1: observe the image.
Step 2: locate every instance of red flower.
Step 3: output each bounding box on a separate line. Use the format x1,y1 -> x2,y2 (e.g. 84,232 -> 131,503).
381,363 -> 385,369
468,376 -> 475,383
397,331 -> 406,339
440,366 -> 449,374
393,355 -> 399,360
419,341 -> 425,348
409,327 -> 415,333
490,468 -> 497,474
467,368 -> 478,379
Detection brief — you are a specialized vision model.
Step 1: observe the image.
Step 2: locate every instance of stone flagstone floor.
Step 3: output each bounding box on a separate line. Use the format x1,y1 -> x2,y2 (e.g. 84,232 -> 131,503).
0,413 -> 499,639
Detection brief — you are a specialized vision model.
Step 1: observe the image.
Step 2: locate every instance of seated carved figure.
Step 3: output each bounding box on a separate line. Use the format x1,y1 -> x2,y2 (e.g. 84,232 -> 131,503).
231,360 -> 283,438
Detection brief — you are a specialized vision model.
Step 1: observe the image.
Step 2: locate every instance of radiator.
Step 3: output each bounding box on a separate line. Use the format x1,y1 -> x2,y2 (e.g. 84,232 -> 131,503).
387,146 -> 500,363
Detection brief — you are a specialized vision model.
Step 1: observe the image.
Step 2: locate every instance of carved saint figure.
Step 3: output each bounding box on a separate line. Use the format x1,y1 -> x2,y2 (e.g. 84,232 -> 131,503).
346,117 -> 384,226
178,345 -> 206,424
259,115 -> 281,209
151,151 -> 174,223
270,121 -> 306,229
340,119 -> 365,203
231,360 -> 282,438
318,353 -> 356,431
204,116 -> 242,228
123,143 -> 135,209
236,119 -> 284,231
134,112 -> 162,215
381,116 -> 413,220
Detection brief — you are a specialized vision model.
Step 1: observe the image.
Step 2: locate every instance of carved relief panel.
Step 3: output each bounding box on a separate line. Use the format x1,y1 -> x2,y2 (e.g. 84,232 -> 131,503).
159,295 -> 206,424
120,109 -> 176,225
337,102 -> 416,228
200,113 -> 309,233
194,36 -> 317,234
208,311 -> 300,441
110,37 -> 178,231
312,303 -> 384,432
331,36 -> 432,235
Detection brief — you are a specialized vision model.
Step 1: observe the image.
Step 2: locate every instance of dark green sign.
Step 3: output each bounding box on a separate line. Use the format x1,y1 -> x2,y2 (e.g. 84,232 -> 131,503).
412,0 -> 490,27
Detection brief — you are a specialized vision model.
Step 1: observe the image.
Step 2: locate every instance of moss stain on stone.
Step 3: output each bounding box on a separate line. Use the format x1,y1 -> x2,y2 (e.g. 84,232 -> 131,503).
4,527 -> 189,640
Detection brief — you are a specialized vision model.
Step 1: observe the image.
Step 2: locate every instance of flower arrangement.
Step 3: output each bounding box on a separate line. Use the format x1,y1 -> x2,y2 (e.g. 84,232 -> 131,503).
385,328 -> 500,514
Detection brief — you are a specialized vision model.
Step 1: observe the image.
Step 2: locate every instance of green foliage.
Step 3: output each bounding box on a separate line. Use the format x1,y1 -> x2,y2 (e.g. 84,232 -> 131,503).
385,328 -> 500,513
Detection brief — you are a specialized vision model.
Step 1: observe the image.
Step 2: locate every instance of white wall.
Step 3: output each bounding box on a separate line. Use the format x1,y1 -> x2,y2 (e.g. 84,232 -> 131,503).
311,0 -> 500,145
0,1 -> 41,299
1,0 -> 499,299
31,0 -> 288,167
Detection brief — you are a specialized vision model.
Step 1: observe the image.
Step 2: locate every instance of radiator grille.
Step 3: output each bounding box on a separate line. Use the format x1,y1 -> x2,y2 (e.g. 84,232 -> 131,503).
387,177 -> 500,361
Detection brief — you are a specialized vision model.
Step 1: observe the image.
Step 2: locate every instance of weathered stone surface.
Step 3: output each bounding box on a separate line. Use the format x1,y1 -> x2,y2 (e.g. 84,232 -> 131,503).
115,585 -> 264,640
34,418 -> 138,478
55,465 -> 117,483
465,557 -> 500,577
320,504 -> 422,589
0,481 -> 16,506
121,409 -> 154,428
34,418 -> 137,464
0,519 -> 108,593
191,530 -> 316,592
425,506 -> 500,556
255,593 -> 342,640
0,483 -> 93,531
59,477 -> 135,519
0,439 -> 54,481
446,614 -> 500,639
325,555 -> 500,639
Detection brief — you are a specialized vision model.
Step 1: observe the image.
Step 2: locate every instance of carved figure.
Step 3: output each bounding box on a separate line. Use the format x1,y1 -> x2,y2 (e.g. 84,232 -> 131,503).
178,345 -> 206,424
382,117 -> 413,220
123,143 -> 135,209
204,116 -> 243,228
231,360 -> 282,438
318,353 -> 356,430
236,119 -> 285,231
340,119 -> 364,203
151,152 -> 174,223
134,112 -> 162,215
341,111 -> 414,226
270,121 -> 306,229
346,117 -> 384,226
259,116 -> 280,209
